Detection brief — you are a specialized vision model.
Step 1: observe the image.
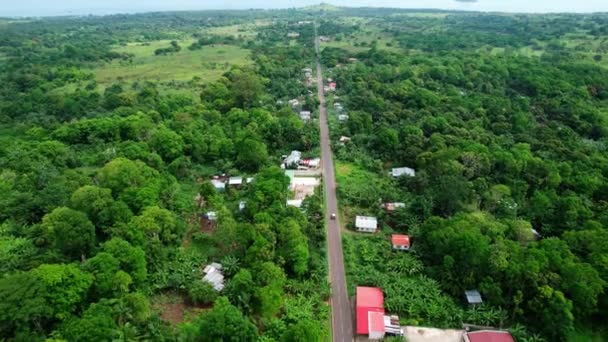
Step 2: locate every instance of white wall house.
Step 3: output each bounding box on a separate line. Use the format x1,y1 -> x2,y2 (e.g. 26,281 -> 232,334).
356,216 -> 378,233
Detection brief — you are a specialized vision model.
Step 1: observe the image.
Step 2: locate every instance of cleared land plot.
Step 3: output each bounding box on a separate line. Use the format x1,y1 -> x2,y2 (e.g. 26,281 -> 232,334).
204,20 -> 270,38
94,39 -> 251,85
321,22 -> 402,53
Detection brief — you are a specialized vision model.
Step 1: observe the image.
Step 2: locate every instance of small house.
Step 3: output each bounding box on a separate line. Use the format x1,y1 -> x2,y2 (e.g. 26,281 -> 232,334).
356,216 -> 378,233
339,136 -> 351,143
348,57 -> 358,63
300,111 -> 311,121
465,290 -> 483,305
302,67 -> 313,73
287,199 -> 303,208
392,234 -> 410,251
211,179 -> 226,191
329,82 -> 337,90
384,202 -> 406,212
338,114 -> 349,122
287,32 -> 300,38
246,177 -> 254,184
203,263 -> 224,291
462,330 -> 515,342
319,36 -> 331,42
228,176 -> 243,187
391,167 -> 416,178
239,201 -> 246,211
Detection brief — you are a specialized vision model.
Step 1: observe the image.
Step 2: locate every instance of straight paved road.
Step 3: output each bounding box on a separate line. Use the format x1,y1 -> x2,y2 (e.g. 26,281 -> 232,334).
314,24 -> 354,342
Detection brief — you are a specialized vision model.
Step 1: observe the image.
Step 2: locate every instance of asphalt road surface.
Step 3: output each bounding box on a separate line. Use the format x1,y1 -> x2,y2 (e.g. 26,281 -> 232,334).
314,25 -> 354,342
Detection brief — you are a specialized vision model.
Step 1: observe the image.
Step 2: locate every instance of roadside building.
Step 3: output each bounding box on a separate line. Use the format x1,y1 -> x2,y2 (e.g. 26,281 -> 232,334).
465,290 -> 483,305
281,150 -> 302,169
356,216 -> 378,233
392,234 -> 410,250
202,263 -> 224,291
356,287 -> 385,338
356,286 -> 405,340
287,32 -> 300,38
462,330 -> 515,342
391,167 -> 416,178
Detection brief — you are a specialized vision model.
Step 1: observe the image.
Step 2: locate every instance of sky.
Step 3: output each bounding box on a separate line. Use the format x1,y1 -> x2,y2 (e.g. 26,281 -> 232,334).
1,0 -> 608,17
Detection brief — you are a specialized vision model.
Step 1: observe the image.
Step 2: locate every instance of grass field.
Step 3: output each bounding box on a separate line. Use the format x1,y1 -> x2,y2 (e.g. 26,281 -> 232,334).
321,20 -> 402,54
204,20 -> 270,38
93,39 -> 251,85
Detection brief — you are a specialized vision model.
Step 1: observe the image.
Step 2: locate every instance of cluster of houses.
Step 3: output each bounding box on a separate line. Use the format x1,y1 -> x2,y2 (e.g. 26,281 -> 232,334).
280,150 -> 321,208
303,67 -> 314,87
356,286 -> 515,341
353,166 -> 416,245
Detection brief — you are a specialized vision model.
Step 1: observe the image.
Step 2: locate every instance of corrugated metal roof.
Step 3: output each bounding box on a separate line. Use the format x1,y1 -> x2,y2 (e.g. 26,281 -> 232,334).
466,330 -> 515,342
392,167 -> 416,177
356,216 -> 378,230
465,290 -> 483,304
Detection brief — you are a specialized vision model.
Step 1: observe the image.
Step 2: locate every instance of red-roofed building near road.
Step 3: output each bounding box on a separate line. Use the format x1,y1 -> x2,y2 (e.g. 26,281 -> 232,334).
356,287 -> 385,336
392,234 -> 410,250
367,311 -> 385,340
463,330 -> 515,342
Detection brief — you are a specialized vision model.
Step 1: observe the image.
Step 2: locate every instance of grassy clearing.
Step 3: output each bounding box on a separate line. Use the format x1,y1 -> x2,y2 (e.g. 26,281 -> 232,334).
322,21 -> 402,53
93,39 -> 251,85
204,20 -> 270,38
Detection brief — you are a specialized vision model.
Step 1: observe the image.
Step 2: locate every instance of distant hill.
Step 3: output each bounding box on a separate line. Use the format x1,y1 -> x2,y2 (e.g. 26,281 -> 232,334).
299,3 -> 342,12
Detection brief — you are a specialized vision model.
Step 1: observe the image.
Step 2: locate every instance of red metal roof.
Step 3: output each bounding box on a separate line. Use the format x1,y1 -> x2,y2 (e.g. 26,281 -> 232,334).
392,234 -> 410,247
356,287 -> 384,309
368,311 -> 385,334
467,331 -> 515,342
356,287 -> 385,335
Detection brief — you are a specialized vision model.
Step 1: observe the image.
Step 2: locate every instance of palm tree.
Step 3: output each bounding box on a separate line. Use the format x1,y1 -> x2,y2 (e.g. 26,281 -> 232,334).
221,255 -> 240,277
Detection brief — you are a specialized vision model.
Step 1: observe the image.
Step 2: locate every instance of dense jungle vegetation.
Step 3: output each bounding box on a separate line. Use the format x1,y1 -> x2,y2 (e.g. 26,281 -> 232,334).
2,5 -> 608,342
0,9 -> 327,341
323,11 -> 608,342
